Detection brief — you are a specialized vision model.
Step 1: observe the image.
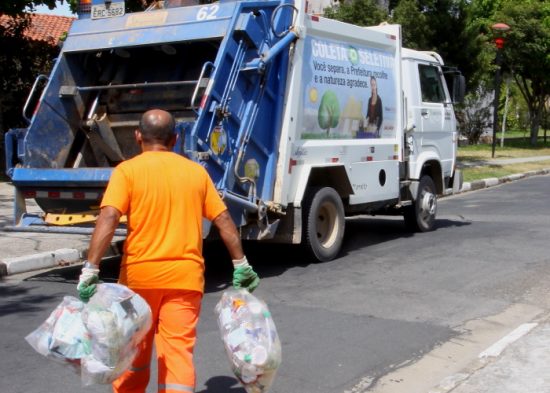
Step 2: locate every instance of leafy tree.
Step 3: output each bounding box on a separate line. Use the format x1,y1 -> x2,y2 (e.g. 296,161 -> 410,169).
390,0 -> 430,49
323,0 -> 388,27
495,0 -> 550,146
0,1 -> 69,177
416,1 -> 484,89
1,0 -> 58,16
0,18 -> 59,129
326,0 -> 486,91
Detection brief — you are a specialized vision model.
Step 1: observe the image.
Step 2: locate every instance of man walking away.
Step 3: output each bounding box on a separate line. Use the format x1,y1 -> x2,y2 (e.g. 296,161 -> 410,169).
77,109 -> 259,393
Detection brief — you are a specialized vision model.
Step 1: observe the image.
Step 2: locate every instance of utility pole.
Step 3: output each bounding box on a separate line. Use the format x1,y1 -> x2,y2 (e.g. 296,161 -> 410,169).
491,23 -> 510,158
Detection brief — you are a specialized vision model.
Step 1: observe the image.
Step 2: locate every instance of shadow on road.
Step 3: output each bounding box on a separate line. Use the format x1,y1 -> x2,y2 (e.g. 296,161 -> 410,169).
195,376 -> 246,393
0,285 -> 62,316
18,216 -> 470,294
333,215 -> 470,258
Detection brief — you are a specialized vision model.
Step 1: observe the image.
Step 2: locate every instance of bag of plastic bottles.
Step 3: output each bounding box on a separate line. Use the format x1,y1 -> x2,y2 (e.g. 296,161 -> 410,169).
25,284 -> 152,386
215,289 -> 282,393
81,283 -> 152,385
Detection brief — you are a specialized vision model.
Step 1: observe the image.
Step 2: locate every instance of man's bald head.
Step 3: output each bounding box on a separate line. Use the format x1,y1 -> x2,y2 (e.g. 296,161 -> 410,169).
138,109 -> 176,145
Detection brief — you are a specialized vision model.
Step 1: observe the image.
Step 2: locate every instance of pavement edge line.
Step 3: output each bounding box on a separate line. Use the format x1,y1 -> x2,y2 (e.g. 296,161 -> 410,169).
478,322 -> 538,358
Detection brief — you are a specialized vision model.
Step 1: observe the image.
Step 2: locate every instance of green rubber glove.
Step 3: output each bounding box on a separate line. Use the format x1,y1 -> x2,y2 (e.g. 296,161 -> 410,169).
232,256 -> 260,292
78,280 -> 98,302
77,265 -> 100,302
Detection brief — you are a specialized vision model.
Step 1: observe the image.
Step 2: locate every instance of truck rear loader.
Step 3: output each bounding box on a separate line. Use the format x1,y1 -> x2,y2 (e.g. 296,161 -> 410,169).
4,0 -> 465,261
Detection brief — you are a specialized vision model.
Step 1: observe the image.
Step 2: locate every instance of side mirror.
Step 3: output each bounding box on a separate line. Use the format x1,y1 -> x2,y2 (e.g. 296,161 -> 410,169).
452,74 -> 466,104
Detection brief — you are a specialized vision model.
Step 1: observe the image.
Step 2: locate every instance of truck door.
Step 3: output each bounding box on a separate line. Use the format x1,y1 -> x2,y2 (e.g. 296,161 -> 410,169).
417,63 -> 455,177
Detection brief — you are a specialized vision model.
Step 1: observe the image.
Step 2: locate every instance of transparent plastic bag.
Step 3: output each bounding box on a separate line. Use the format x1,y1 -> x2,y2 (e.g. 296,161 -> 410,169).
25,284 -> 152,386
215,289 -> 281,393
25,296 -> 89,372
81,283 -> 153,386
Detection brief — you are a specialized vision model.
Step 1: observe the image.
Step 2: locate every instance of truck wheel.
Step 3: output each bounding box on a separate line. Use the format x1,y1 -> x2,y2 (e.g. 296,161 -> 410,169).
302,187 -> 345,262
404,175 -> 437,232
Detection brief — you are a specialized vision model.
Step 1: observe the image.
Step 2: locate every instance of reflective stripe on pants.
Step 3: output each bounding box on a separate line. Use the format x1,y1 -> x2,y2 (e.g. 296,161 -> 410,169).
112,289 -> 202,393
158,383 -> 194,392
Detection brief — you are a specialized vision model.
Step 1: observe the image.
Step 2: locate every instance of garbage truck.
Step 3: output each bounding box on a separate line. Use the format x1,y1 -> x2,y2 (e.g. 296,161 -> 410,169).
4,0 -> 465,261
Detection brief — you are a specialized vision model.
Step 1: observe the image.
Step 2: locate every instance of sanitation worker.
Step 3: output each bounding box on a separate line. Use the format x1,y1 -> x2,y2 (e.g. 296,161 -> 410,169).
76,108 -> 259,393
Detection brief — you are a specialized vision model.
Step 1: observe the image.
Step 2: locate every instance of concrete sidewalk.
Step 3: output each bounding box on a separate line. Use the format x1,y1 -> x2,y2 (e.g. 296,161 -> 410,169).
0,182 -> 124,276
431,316 -> 550,393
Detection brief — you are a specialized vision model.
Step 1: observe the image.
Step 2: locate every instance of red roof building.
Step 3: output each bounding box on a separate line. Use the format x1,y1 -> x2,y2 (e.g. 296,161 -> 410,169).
0,13 -> 75,45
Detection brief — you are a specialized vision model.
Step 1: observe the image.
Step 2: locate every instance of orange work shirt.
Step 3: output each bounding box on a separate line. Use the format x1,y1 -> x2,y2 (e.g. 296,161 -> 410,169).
101,151 -> 228,292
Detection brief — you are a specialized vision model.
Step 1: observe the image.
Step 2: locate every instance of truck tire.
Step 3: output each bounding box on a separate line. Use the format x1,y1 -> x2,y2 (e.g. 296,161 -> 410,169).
302,187 -> 345,261
404,175 -> 437,232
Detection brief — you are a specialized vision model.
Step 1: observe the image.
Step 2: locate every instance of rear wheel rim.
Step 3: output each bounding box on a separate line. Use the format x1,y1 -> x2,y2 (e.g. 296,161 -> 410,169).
316,201 -> 339,249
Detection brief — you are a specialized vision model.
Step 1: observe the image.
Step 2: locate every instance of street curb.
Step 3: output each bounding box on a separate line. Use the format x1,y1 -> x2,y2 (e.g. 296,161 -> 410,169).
459,168 -> 550,194
0,241 -> 123,277
0,248 -> 82,277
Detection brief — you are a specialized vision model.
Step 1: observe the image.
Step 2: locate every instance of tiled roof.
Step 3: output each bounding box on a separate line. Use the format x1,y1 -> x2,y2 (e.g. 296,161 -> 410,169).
0,13 -> 75,45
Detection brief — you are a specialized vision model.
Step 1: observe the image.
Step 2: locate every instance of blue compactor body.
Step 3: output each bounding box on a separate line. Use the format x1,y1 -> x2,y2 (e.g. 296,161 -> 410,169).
5,0 -> 296,236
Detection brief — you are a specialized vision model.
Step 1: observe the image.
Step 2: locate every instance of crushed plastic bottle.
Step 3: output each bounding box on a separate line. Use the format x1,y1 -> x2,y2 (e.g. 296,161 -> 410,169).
215,289 -> 281,393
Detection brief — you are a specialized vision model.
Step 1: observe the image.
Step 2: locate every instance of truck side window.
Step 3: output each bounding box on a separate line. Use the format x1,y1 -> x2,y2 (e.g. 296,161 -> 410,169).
419,64 -> 445,103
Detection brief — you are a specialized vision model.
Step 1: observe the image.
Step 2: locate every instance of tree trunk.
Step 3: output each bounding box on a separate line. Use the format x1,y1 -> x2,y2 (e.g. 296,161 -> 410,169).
529,106 -> 542,147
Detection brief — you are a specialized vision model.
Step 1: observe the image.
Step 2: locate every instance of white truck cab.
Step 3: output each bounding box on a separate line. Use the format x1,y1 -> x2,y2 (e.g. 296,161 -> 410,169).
402,48 -> 460,189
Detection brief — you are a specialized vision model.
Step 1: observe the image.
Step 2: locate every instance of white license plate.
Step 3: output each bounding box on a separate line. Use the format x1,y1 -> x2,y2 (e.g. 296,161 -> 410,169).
91,2 -> 125,20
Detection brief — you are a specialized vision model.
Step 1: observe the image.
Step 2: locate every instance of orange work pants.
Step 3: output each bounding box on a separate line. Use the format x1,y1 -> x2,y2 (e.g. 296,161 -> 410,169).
112,289 -> 202,393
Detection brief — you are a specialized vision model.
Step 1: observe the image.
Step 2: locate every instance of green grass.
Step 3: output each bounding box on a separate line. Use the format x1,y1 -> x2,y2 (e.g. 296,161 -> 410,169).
458,138 -> 550,161
462,161 -> 550,182
458,136 -> 550,182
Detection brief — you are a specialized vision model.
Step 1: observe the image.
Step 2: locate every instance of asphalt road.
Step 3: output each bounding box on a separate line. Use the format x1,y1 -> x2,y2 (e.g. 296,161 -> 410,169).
1,174 -> 549,393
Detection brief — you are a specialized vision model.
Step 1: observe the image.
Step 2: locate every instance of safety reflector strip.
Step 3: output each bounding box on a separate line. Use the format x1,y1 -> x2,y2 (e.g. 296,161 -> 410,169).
158,383 -> 194,392
23,191 -> 36,198
22,191 -> 101,200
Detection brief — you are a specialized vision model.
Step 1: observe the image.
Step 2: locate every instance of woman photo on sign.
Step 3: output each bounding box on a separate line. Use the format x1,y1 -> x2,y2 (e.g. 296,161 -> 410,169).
365,76 -> 383,137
